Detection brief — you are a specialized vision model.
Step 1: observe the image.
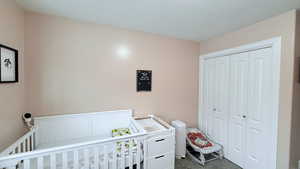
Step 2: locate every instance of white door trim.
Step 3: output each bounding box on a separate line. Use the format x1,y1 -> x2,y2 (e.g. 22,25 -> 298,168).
198,37 -> 281,169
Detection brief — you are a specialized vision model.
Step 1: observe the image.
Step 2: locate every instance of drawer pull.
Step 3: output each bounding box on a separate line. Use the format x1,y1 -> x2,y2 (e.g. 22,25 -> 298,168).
155,139 -> 165,142
155,155 -> 165,159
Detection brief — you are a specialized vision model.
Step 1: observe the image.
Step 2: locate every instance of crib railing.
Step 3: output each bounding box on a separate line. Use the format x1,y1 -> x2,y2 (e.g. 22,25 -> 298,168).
0,127 -> 36,157
0,133 -> 146,169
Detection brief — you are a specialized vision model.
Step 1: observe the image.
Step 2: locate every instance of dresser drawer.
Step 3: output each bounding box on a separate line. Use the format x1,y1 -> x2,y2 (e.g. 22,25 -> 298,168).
147,135 -> 174,157
147,152 -> 174,169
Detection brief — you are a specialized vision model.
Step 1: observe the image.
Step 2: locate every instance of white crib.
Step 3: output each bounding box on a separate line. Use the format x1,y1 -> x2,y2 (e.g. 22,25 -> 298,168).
0,110 -> 147,169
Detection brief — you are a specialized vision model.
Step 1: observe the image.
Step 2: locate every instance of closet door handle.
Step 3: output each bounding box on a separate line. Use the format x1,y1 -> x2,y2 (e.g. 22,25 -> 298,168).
155,155 -> 165,159
242,115 -> 247,119
155,139 -> 165,142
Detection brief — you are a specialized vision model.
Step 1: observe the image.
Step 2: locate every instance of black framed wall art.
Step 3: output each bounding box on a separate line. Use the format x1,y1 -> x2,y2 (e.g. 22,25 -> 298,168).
137,70 -> 152,92
0,44 -> 18,83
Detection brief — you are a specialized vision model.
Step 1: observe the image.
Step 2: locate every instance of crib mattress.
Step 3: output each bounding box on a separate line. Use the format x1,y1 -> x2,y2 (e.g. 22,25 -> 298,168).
36,135 -> 109,150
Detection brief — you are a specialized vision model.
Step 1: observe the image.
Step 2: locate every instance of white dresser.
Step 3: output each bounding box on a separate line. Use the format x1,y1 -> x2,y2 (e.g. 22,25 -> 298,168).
136,115 -> 175,169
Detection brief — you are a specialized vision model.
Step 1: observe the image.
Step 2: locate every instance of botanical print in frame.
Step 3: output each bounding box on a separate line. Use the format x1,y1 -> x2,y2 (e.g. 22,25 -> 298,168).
0,44 -> 18,83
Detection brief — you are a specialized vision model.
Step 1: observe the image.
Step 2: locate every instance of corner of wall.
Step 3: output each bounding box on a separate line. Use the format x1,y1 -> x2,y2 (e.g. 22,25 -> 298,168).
0,0 -> 26,151
289,9 -> 300,169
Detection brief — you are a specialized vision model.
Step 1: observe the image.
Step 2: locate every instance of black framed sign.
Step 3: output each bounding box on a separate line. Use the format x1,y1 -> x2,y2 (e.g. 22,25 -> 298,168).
137,70 -> 152,92
0,44 -> 18,83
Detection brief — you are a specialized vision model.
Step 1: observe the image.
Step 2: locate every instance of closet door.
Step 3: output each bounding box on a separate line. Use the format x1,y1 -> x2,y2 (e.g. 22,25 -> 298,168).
201,42 -> 278,169
228,48 -> 273,169
202,56 -> 229,147
203,58 -> 216,138
228,52 -> 249,168
245,48 -> 272,169
201,59 -> 209,133
212,56 -> 229,152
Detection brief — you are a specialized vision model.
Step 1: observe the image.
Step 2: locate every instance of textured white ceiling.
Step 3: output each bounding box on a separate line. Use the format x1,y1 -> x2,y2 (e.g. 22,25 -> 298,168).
16,0 -> 300,41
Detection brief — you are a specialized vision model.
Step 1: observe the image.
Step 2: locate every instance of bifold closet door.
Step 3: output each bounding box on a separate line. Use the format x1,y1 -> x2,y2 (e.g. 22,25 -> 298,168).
245,48 -> 272,169
212,56 -> 229,153
228,52 -> 249,168
228,48 -> 273,169
202,58 -> 215,138
202,56 -> 229,151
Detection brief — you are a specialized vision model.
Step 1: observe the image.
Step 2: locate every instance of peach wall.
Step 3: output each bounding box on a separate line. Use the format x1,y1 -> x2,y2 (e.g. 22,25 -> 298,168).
199,10 -> 296,169
290,10 -> 300,169
24,12 -> 200,127
0,0 -> 26,151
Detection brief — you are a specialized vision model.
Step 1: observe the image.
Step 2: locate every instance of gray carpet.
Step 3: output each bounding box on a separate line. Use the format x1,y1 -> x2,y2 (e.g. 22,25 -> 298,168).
175,156 -> 242,169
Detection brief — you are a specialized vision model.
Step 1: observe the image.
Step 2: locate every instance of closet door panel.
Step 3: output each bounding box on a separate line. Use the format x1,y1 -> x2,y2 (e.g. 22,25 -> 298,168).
202,56 -> 229,154
245,48 -> 272,169
201,60 -> 208,133
204,58 -> 216,139
228,52 -> 249,168
201,59 -> 210,133
213,56 -> 229,153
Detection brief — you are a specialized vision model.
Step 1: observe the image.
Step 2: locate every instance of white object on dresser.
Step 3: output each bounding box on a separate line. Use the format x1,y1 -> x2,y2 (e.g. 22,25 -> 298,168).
171,120 -> 186,159
136,115 -> 175,169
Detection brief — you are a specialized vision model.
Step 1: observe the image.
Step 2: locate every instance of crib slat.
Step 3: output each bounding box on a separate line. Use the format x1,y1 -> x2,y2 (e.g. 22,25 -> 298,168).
24,139 -> 27,152
33,132 -> 36,150
24,141 -> 26,152
94,147 -> 99,169
37,157 -> 44,169
22,142 -> 26,152
136,140 -> 141,169
16,146 -> 22,167
17,145 -> 20,153
62,151 -> 68,169
29,135 -> 32,151
111,144 -> 117,169
50,153 -> 56,169
17,160 -> 22,169
74,150 -> 79,169
23,159 -> 30,169
83,148 -> 89,169
99,146 -> 105,169
120,142 -> 125,169
30,135 -> 34,151
19,143 -> 22,153
142,139 -> 146,169
103,145 -> 108,169
128,140 -> 133,169
26,138 -> 30,152
14,147 -> 18,154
